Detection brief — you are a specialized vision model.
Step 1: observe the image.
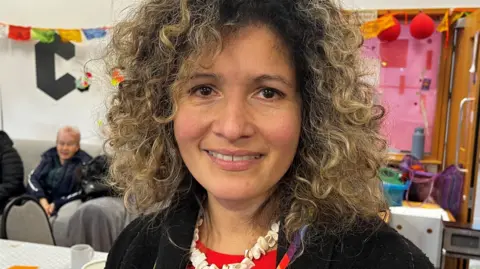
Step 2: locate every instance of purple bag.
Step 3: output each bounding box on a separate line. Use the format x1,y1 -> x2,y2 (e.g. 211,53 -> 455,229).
431,165 -> 465,217
399,155 -> 436,203
399,155 -> 465,217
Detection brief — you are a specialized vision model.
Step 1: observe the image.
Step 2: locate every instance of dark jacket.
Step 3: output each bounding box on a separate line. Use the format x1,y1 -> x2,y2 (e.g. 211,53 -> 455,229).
106,192 -> 434,269
0,131 -> 25,213
27,147 -> 91,211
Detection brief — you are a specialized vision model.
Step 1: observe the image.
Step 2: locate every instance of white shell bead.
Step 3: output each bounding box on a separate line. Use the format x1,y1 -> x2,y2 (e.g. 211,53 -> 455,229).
265,235 -> 276,248
257,236 -> 269,250
271,222 -> 280,233
197,260 -> 208,269
267,230 -> 279,241
251,246 -> 261,259
241,258 -> 255,268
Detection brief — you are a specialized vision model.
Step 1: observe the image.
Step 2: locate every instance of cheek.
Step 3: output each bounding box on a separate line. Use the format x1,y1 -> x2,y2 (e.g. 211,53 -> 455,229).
263,111 -> 301,150
174,106 -> 209,147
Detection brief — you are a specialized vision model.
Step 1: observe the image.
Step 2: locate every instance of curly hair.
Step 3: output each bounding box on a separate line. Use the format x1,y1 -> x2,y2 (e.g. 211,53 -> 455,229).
105,0 -> 388,239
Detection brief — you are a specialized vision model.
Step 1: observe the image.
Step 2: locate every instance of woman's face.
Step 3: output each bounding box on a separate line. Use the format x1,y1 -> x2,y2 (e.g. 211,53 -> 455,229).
174,25 -> 301,204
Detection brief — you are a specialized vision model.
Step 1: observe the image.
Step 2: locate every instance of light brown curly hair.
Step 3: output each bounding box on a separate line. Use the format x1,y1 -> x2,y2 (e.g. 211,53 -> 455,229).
105,0 -> 388,238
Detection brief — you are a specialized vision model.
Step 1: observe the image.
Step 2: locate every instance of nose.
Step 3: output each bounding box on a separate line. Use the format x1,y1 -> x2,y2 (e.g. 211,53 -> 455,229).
211,98 -> 255,142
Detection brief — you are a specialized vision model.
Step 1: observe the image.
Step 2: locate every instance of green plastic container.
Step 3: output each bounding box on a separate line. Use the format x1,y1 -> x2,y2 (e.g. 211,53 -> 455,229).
379,167 -> 403,185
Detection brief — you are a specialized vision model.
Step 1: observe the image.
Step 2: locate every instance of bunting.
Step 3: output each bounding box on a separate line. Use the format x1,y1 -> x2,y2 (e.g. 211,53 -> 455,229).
58,29 -> 83,42
0,22 -> 110,42
437,11 -> 465,32
8,25 -> 31,41
83,28 -> 107,40
361,15 -> 396,39
31,28 -> 56,43
0,24 -> 7,38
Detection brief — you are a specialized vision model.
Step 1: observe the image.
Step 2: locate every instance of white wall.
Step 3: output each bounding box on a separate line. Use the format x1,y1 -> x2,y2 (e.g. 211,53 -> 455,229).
0,0 -> 140,29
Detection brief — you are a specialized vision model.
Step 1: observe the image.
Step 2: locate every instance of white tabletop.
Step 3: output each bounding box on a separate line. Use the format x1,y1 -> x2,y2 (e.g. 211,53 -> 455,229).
0,239 -> 108,269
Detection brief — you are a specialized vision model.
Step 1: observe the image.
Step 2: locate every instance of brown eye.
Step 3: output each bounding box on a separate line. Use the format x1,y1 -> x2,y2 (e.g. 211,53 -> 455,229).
258,88 -> 283,100
192,86 -> 215,97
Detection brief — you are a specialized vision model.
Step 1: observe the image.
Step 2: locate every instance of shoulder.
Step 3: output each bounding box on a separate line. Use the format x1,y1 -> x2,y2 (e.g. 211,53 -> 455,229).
42,147 -> 57,159
325,219 -> 433,269
1,146 -> 21,160
106,213 -> 163,269
76,149 -> 92,162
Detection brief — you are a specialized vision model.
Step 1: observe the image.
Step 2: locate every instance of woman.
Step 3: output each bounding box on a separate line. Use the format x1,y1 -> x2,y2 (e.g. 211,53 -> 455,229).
105,0 -> 433,268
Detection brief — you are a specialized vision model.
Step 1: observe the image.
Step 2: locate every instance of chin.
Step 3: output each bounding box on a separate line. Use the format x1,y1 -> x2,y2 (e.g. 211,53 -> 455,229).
200,178 -> 271,203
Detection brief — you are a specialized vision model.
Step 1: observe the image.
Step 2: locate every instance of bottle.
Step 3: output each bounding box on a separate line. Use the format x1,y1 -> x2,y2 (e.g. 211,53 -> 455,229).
411,127 -> 425,160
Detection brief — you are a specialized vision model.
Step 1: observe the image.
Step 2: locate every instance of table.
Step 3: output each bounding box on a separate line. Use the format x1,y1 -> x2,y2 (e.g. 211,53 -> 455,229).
381,201 -> 456,223
0,239 -> 108,269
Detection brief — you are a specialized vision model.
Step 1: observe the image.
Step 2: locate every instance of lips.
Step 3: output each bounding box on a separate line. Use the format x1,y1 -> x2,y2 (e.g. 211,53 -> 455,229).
204,149 -> 264,171
206,150 -> 262,162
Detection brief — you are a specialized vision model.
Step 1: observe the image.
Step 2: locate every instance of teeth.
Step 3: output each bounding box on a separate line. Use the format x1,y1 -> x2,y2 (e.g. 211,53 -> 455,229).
207,151 -> 261,161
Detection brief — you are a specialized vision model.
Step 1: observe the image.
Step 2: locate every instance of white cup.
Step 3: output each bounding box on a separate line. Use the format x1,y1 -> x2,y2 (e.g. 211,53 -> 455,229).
71,244 -> 95,269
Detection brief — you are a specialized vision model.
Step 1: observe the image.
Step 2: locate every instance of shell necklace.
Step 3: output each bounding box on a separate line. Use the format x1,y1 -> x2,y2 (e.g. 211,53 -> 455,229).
189,218 -> 280,269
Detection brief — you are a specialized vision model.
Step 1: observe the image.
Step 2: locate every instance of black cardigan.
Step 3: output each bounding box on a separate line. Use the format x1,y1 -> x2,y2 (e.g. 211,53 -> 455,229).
106,195 -> 434,269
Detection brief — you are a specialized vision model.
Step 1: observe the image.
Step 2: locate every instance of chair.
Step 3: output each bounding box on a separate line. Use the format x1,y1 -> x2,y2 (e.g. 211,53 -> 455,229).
1,195 -> 55,245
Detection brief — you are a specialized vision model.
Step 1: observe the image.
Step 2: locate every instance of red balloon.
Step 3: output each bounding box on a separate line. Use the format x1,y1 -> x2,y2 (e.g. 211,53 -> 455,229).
378,17 -> 401,42
410,12 -> 435,39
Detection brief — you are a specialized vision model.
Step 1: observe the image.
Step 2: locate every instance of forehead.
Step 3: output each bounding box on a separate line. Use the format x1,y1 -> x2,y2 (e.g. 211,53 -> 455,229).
57,131 -> 77,141
192,25 -> 294,76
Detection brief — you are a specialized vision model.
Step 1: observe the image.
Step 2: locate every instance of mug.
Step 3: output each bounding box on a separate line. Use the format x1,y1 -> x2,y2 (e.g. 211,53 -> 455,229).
71,244 -> 95,269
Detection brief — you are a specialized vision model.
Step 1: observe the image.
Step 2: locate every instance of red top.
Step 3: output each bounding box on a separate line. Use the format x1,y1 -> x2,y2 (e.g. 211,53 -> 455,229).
187,241 -> 277,269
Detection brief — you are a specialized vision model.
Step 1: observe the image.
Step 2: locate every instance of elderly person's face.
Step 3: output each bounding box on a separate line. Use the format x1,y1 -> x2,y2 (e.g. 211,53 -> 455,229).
174,25 -> 301,203
56,131 -> 80,163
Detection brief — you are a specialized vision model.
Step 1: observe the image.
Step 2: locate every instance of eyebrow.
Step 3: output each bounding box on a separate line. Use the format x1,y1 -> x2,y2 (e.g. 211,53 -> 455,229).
253,74 -> 294,88
189,72 -> 293,88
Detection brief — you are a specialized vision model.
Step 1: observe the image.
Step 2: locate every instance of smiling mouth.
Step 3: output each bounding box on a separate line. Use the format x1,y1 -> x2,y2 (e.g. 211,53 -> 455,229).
205,150 -> 263,162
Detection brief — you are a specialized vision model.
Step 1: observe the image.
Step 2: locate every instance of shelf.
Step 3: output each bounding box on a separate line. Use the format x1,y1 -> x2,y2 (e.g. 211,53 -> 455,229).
387,152 -> 442,165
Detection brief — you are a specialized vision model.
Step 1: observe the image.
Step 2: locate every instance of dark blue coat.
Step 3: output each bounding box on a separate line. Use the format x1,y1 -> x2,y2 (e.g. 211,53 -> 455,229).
27,147 -> 92,211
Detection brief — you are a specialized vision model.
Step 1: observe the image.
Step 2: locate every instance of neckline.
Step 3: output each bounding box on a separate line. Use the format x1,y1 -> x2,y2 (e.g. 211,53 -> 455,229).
196,240 -> 278,258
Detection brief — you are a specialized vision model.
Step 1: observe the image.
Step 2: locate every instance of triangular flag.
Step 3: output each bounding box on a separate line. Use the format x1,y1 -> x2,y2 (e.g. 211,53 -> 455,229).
360,15 -> 396,39
82,28 -> 107,40
437,12 -> 465,33
58,29 -> 82,42
0,24 -> 7,38
450,12 -> 465,26
437,11 -> 449,32
31,28 -> 56,43
8,25 -> 31,41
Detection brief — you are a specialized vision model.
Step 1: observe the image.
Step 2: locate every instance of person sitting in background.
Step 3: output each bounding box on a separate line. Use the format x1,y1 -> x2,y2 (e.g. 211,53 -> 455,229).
27,126 -> 91,216
0,130 -> 25,214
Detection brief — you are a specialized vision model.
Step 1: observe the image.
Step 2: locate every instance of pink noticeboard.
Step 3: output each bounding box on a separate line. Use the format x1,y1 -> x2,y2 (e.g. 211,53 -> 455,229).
363,24 -> 442,153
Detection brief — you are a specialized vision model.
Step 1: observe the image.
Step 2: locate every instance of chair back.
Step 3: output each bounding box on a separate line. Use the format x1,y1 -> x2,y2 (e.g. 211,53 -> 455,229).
1,195 -> 55,245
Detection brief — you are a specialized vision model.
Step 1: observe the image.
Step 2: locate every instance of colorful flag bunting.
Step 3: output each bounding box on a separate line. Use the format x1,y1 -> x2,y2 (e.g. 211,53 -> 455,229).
31,28 -> 56,43
82,28 -> 107,40
360,15 -> 396,39
437,11 -> 450,33
8,25 -> 31,41
437,12 -> 465,32
0,24 -> 7,38
58,29 -> 82,42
